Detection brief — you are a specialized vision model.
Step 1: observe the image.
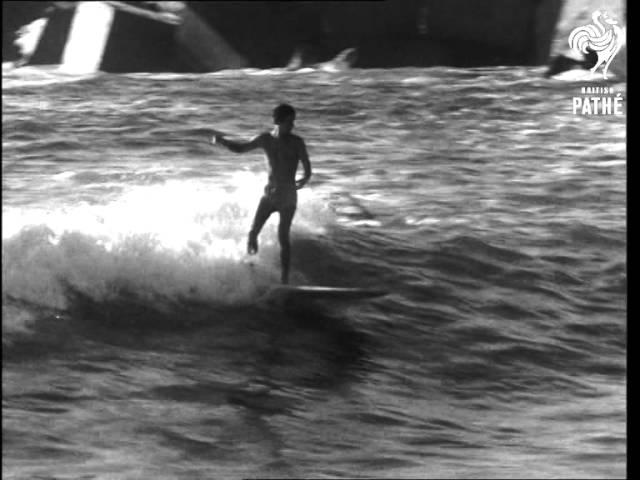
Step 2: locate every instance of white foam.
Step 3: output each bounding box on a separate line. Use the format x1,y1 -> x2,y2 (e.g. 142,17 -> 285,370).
52,171 -> 77,181
405,217 -> 440,226
2,304 -> 38,344
2,177 -> 336,311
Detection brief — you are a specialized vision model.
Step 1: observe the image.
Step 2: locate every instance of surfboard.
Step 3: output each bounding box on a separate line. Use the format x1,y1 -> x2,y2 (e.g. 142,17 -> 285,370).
262,285 -> 388,304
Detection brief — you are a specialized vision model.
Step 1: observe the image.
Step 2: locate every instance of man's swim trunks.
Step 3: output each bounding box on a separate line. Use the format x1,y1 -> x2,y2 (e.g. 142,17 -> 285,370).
263,184 -> 297,212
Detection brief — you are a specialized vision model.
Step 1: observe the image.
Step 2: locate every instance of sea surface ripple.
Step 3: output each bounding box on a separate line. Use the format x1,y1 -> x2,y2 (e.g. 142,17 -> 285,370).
2,65 -> 626,479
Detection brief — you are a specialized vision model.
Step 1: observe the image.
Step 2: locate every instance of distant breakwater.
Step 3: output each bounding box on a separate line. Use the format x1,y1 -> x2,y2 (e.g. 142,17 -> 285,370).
3,0 -> 568,73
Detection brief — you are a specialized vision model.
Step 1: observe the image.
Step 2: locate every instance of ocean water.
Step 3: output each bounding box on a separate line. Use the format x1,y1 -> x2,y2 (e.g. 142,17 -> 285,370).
2,65 -> 626,479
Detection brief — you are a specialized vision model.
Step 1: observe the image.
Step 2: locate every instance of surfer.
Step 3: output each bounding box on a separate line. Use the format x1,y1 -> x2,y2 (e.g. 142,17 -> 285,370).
212,104 -> 312,284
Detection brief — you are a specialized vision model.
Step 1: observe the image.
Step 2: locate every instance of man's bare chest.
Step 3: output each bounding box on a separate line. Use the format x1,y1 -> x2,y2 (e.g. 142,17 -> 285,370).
265,138 -> 298,160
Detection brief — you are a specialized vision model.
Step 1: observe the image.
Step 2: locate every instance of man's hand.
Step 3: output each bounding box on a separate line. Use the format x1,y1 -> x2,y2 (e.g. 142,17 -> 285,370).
296,178 -> 309,190
210,129 -> 227,146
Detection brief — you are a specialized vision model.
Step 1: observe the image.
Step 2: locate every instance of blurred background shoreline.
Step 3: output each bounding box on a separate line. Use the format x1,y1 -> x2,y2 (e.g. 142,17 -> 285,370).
2,0 -> 626,79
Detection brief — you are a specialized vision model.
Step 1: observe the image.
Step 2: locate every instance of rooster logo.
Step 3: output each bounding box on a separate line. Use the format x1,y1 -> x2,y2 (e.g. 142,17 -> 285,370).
568,10 -> 624,79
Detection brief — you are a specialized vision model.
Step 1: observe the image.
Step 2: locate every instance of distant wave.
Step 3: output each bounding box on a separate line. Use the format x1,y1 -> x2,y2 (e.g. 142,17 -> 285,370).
2,65 -> 99,89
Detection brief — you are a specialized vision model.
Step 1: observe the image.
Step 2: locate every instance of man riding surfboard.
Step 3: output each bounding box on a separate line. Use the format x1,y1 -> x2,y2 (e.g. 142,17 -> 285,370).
212,104 -> 312,284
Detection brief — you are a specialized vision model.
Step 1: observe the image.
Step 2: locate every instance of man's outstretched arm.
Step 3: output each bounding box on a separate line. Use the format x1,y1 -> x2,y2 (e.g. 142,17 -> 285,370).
296,139 -> 312,189
212,132 -> 264,153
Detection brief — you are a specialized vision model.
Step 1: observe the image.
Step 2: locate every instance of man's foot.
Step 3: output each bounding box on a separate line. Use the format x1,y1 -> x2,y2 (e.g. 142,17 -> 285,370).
247,233 -> 258,255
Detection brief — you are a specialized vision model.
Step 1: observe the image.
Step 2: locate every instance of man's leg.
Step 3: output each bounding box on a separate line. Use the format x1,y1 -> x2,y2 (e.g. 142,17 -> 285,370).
248,197 -> 274,254
278,207 -> 295,284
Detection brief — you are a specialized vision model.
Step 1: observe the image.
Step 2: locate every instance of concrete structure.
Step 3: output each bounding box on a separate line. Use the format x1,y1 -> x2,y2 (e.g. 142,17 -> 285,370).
2,1 -> 577,73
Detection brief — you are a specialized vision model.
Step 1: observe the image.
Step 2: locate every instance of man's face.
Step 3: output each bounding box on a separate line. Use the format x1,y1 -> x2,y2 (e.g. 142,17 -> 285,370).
277,115 -> 295,134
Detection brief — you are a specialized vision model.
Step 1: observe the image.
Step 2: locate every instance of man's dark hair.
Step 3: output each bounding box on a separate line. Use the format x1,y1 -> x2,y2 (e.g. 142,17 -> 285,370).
273,104 -> 296,124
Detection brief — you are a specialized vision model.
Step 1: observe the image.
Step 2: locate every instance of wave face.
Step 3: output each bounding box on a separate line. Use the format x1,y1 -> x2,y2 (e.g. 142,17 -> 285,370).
2,66 -> 626,479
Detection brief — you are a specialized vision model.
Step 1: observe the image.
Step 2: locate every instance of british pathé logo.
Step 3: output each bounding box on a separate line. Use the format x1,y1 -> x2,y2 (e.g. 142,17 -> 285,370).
568,10 -> 624,79
573,86 -> 623,115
